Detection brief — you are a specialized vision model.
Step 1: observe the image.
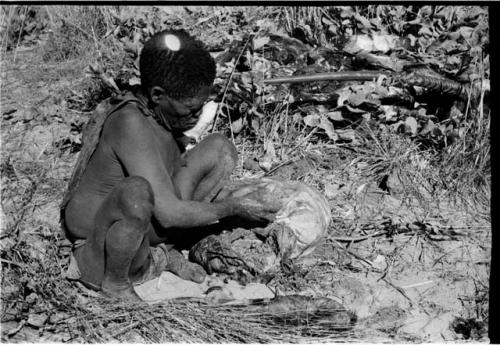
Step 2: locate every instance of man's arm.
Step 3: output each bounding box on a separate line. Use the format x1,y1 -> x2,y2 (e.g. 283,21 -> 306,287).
103,107 -> 239,229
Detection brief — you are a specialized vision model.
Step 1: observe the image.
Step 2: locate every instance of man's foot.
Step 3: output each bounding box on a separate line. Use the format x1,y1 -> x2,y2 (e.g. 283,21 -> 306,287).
101,281 -> 143,302
165,248 -> 206,283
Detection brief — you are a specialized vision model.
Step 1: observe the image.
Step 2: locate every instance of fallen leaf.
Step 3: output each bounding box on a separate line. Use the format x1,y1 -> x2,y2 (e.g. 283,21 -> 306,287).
128,77 -> 141,86
419,119 -> 435,135
381,105 -> 398,121
253,36 -> 270,50
336,129 -> 357,142
27,313 -> 48,328
259,141 -> 277,172
371,34 -> 399,53
324,182 -> 343,199
405,116 -> 418,135
356,183 -> 367,195
48,312 -> 69,324
354,14 -> 372,32
303,114 -> 321,127
319,116 -> 338,141
348,92 -> 368,107
344,34 -> 374,54
231,117 -> 245,134
327,111 -> 344,122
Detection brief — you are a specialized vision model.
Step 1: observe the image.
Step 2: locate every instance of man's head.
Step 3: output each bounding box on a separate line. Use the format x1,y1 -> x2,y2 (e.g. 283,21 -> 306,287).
140,30 -> 216,132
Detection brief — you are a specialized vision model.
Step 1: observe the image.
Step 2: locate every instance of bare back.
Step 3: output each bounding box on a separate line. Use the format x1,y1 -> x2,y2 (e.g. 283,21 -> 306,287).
64,103 -> 182,240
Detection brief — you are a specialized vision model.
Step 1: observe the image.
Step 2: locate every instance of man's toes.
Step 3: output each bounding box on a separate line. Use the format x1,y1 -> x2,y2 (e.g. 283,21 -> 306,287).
171,260 -> 207,283
187,262 -> 206,283
165,249 -> 207,283
101,285 -> 143,303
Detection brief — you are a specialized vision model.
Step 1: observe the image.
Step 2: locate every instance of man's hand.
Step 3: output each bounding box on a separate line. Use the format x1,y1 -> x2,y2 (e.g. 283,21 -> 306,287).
228,183 -> 283,222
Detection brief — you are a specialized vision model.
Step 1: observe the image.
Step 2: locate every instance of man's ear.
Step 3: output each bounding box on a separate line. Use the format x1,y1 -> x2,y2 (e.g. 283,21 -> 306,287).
149,86 -> 167,105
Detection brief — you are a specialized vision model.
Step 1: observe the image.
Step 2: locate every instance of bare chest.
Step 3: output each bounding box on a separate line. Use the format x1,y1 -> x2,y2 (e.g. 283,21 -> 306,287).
146,117 -> 183,174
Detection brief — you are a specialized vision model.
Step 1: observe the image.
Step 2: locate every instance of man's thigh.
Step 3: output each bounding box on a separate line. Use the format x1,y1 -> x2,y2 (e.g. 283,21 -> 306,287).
172,134 -> 237,201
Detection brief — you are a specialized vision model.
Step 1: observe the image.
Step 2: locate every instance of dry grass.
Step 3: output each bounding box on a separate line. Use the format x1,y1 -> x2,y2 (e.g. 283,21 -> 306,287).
52,299 -> 361,343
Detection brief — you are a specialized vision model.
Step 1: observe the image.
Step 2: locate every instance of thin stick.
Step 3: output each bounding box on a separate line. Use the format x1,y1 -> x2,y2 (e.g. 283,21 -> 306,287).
263,158 -> 295,176
0,258 -> 27,268
329,230 -> 387,243
284,127 -> 318,157
264,70 -> 383,84
401,280 -> 434,289
13,5 -> 28,63
382,278 -> 415,307
211,35 -> 253,134
111,316 -> 157,337
7,320 -> 26,337
329,240 -> 383,273
1,6 -> 15,55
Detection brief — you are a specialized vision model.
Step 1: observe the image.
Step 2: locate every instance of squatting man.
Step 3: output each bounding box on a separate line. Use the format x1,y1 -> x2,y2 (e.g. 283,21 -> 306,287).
61,30 -> 280,301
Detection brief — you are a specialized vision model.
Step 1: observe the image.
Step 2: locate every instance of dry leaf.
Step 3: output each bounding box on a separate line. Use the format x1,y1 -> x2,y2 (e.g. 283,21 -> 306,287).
319,116 -> 338,141
405,116 -> 418,135
348,92 -> 368,107
327,111 -> 344,122
253,36 -> 270,50
337,129 -> 357,142
303,114 -> 321,127
231,117 -> 245,134
259,141 -> 277,172
419,119 -> 435,135
381,105 -> 398,121
27,313 -> 48,328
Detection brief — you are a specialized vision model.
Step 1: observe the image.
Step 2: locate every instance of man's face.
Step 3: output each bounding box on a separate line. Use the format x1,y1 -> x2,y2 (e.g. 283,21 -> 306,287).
159,85 -> 210,132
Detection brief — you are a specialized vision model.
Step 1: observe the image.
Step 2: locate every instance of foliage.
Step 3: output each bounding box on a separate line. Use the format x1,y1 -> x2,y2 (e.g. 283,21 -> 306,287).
1,5 -> 50,52
3,3 -> 489,226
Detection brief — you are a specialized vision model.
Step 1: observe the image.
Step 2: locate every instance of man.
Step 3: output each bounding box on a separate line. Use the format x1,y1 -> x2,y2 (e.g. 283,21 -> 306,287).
61,29 -> 278,301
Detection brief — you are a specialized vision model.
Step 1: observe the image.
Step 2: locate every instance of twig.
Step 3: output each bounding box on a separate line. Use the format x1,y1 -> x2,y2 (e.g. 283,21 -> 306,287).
111,316 -> 157,338
1,6 -> 15,55
262,158 -> 295,176
264,70 -> 382,84
211,35 -> 254,134
401,280 -> 434,289
284,127 -> 318,157
1,258 -> 27,268
329,230 -> 387,243
329,240 -> 382,273
7,320 -> 25,337
13,5 -> 28,63
382,278 -> 415,307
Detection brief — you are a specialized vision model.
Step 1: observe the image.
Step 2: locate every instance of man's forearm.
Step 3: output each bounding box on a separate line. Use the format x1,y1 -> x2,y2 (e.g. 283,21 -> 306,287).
153,199 -> 238,229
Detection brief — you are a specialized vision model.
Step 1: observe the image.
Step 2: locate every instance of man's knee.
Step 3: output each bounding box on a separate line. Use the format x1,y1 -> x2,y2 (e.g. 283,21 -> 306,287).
201,134 -> 238,168
116,176 -> 154,225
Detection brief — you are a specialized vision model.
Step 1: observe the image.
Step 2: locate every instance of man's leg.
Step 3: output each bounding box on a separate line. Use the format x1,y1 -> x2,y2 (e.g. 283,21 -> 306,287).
145,134 -> 238,282
173,133 -> 238,202
74,176 -> 154,301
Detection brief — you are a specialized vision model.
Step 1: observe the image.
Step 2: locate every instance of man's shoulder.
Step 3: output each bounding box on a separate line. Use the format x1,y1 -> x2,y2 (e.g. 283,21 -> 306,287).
106,103 -> 153,132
